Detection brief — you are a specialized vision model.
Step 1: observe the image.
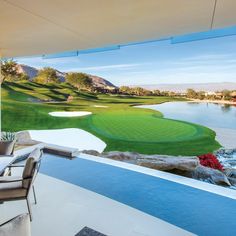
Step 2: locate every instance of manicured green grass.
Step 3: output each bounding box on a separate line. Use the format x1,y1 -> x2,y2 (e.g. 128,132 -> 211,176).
90,110 -> 204,142
1,81 -> 221,155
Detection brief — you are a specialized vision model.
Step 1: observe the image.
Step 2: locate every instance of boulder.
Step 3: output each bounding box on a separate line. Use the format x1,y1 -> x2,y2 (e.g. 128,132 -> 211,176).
192,165 -> 231,186
81,150 -> 101,156
225,149 -> 235,155
224,168 -> 236,178
228,177 -> 236,186
137,155 -> 199,171
215,148 -> 236,158
102,151 -> 141,161
215,148 -> 225,155
224,168 -> 236,187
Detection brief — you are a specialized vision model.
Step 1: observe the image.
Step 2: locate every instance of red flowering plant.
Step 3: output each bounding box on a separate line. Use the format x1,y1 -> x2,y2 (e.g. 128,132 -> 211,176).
198,153 -> 224,171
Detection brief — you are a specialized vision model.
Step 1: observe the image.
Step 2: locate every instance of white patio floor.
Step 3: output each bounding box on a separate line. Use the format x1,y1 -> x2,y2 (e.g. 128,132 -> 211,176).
0,172 -> 194,236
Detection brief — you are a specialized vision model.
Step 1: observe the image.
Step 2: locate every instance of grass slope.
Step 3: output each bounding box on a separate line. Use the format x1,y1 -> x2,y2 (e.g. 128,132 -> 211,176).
1,81 -> 220,155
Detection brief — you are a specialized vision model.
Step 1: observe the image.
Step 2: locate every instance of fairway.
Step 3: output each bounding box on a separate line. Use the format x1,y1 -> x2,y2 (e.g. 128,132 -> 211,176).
1,81 -> 221,155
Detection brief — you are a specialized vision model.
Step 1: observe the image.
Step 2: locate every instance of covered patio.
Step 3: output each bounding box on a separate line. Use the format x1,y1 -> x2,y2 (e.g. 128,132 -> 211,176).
1,0 -> 236,58
1,1 -> 236,236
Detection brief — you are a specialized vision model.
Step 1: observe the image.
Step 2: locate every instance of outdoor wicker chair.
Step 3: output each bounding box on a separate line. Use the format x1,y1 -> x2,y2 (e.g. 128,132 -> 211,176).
0,148 -> 42,221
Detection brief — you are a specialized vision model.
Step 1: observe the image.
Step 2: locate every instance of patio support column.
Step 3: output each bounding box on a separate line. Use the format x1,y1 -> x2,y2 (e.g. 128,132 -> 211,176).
0,59 -> 1,133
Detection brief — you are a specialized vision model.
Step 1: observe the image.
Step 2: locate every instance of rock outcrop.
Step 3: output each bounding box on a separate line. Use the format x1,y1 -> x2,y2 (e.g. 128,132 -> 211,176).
223,168 -> 236,186
215,148 -> 236,169
192,166 -> 231,186
137,155 -> 199,171
102,151 -> 141,162
81,150 -> 101,156
224,168 -> 236,178
101,151 -> 199,171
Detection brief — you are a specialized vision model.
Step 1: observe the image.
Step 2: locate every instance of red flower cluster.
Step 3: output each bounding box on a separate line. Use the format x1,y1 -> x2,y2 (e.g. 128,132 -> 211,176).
198,153 -> 224,171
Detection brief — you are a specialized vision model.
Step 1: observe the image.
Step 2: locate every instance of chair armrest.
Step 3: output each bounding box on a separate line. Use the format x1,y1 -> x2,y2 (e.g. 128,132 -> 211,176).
0,176 -> 23,183
9,164 -> 25,168
0,155 -> 14,157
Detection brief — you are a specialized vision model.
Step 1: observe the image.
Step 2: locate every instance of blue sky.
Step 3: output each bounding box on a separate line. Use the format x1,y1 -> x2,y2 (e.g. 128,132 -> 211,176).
16,35 -> 236,86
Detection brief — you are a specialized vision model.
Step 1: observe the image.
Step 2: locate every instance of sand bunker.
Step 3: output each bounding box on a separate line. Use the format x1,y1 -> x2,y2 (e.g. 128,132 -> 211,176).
92,105 -> 108,108
49,111 -> 92,117
29,128 -> 106,152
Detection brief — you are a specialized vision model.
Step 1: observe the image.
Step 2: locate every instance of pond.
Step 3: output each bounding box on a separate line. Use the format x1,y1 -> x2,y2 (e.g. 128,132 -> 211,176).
139,102 -> 236,130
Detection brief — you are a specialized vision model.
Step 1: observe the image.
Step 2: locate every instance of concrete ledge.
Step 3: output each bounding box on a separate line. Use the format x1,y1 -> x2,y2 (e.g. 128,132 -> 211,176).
43,143 -> 80,158
14,143 -> 79,160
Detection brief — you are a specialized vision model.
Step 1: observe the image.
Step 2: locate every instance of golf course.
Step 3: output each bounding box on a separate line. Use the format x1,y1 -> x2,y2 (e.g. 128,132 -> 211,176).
1,81 -> 221,155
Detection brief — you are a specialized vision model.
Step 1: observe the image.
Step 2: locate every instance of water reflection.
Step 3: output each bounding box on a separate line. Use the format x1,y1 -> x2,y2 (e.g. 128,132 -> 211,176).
221,104 -> 231,113
139,102 -> 236,130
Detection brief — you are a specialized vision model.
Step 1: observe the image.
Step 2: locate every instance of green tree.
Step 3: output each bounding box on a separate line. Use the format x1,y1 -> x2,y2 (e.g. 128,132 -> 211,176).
168,91 -> 176,97
152,89 -> 161,96
34,67 -> 59,84
66,73 -> 92,91
186,89 -> 198,99
197,91 -> 205,100
0,60 -> 19,83
119,86 -> 131,94
160,91 -> 169,96
18,73 -> 29,81
131,87 -> 149,96
222,90 -> 231,100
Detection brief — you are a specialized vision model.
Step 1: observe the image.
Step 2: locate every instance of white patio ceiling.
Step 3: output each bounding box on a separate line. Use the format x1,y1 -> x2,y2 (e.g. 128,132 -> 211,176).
0,0 -> 236,58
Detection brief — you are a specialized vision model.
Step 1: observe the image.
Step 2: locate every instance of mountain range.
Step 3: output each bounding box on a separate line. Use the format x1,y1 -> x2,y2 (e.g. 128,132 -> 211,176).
131,82 -> 236,92
16,64 -> 236,92
16,64 -> 117,90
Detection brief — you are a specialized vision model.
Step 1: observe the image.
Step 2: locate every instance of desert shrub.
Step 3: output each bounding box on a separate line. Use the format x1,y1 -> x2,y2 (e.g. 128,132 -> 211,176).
198,153 -> 223,171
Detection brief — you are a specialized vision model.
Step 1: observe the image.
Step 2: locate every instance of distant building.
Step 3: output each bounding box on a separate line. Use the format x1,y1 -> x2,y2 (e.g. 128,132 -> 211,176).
204,91 -> 216,96
215,92 -> 223,99
230,91 -> 236,98
180,92 -> 187,96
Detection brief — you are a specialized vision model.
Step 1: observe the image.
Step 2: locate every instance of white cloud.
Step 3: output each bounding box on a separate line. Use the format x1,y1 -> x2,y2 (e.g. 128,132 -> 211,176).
16,56 -> 80,69
67,63 -> 148,72
170,53 -> 236,66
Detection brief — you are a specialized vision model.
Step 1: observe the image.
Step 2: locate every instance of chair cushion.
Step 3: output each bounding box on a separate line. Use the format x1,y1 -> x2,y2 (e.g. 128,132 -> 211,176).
0,176 -> 26,200
28,148 -> 42,163
22,157 -> 34,189
22,148 -> 42,188
22,157 -> 34,179
0,214 -> 31,236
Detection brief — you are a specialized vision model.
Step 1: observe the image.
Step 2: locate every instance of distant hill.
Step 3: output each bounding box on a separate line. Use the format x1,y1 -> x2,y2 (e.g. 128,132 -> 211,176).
88,75 -> 117,90
16,64 -> 117,90
131,82 -> 236,92
16,64 -> 38,79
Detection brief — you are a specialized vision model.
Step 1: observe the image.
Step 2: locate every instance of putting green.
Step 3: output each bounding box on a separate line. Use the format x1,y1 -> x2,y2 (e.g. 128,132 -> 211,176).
90,110 -> 207,143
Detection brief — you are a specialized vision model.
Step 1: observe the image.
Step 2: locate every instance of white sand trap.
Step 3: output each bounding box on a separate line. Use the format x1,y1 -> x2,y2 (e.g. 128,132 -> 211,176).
29,128 -> 106,153
49,111 -> 92,117
93,105 -> 108,108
